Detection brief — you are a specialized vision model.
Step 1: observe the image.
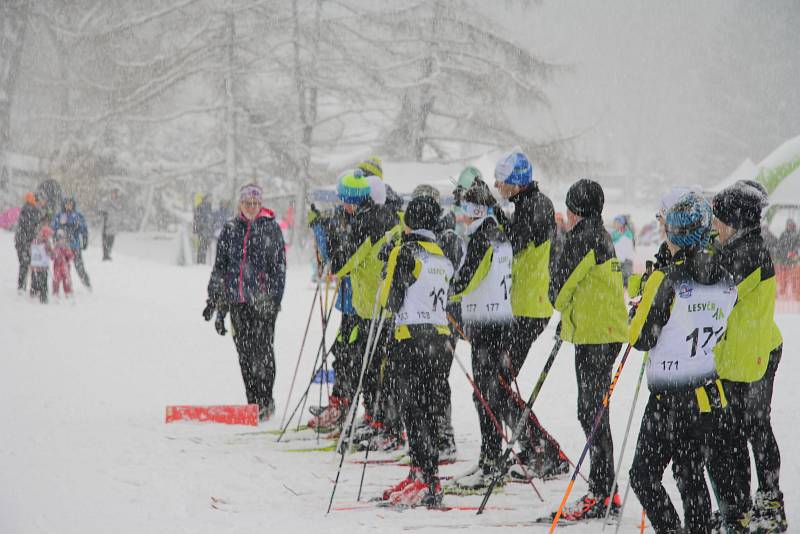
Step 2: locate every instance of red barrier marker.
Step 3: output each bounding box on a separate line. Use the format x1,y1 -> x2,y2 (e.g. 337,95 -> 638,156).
165,404 -> 259,426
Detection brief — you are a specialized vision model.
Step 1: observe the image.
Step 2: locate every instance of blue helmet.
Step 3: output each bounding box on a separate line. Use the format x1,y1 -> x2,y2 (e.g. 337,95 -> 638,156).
665,192 -> 713,249
494,150 -> 533,186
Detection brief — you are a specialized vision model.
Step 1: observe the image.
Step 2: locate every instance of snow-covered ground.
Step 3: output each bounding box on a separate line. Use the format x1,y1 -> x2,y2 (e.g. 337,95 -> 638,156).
1,230 -> 797,533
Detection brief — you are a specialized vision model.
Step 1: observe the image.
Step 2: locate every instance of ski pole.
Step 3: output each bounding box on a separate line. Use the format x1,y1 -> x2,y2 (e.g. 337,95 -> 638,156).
279,280 -> 320,428
336,295 -> 383,455
276,296 -> 338,442
548,343 -> 634,534
613,480 -> 634,534
602,353 -> 648,531
477,330 -> 563,514
297,281 -> 339,432
448,342 -> 544,503
327,310 -> 386,514
356,354 -> 388,502
276,338 -> 334,442
314,276 -> 335,442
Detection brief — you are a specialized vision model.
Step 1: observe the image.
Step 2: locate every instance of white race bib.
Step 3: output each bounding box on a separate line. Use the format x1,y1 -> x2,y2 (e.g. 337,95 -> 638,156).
462,241 -> 514,323
647,279 -> 737,390
395,249 -> 454,327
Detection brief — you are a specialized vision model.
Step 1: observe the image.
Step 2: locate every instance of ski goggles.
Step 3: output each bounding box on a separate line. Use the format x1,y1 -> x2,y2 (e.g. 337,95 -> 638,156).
459,201 -> 490,219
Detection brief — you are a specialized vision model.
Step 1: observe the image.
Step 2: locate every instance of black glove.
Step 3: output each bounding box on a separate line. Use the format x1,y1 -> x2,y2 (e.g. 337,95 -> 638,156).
215,311 -> 227,336
202,299 -> 216,321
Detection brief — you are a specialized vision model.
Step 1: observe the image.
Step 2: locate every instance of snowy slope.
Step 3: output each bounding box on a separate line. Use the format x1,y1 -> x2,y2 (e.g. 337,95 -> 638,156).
1,231 -> 797,533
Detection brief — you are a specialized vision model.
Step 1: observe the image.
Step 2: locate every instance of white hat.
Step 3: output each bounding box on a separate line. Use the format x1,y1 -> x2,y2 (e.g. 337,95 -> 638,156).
366,176 -> 386,205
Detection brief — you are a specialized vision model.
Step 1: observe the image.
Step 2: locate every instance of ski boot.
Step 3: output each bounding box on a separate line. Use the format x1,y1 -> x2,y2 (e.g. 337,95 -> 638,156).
453,461 -> 504,491
380,467 -> 422,501
307,395 -> 348,430
559,492 -> 621,521
752,491 -> 787,533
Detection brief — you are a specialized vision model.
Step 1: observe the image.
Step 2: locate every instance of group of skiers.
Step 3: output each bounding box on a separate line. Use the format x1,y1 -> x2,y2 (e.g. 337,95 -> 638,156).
201,151 -> 786,533
13,191 -> 107,302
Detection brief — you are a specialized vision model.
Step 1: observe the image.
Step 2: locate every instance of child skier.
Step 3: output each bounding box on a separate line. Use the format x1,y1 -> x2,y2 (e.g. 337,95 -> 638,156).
628,193 -> 738,533
378,196 -> 454,507
52,229 -> 75,297
29,222 -> 54,303
548,178 -> 629,520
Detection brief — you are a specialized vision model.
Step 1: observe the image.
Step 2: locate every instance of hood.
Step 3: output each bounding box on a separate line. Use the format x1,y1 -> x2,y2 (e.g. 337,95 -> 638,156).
62,196 -> 77,210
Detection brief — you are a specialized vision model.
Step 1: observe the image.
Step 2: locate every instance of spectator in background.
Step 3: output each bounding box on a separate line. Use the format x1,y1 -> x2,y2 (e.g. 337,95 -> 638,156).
52,197 -> 91,290
194,194 -> 215,264
15,192 -> 41,292
775,219 -> 800,298
762,222 -> 778,260
98,188 -> 122,261
776,219 -> 799,264
203,183 -> 286,421
611,214 -> 635,287
215,199 -> 233,237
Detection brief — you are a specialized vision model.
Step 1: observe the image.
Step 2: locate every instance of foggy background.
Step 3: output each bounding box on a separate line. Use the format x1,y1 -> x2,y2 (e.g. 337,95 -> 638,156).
1,0 -> 798,234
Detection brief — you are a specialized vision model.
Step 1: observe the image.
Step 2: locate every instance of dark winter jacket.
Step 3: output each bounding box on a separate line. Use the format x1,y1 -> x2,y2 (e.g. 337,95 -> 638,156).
549,216 -> 628,344
437,212 -> 465,271
14,201 -> 41,250
712,227 -> 782,382
311,206 -> 357,315
775,228 -> 799,264
333,199 -> 399,319
51,202 -> 89,251
494,183 -> 555,318
194,198 -> 215,238
208,208 -> 286,310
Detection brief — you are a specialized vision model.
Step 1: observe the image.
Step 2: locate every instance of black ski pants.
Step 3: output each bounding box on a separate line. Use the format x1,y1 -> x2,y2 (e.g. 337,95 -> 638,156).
467,322 -> 513,466
630,389 -> 719,534
506,317 -> 563,462
706,347 -> 783,520
72,247 -> 91,288
745,346 -> 783,495
330,314 -> 366,402
575,342 -> 620,497
229,304 -> 278,411
102,232 -> 115,260
16,243 -> 31,290
30,269 -> 48,303
705,380 -> 754,525
395,333 -> 448,480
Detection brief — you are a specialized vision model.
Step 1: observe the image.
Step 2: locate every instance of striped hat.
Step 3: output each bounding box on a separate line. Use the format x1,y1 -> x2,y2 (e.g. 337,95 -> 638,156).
336,170 -> 371,204
357,156 -> 383,179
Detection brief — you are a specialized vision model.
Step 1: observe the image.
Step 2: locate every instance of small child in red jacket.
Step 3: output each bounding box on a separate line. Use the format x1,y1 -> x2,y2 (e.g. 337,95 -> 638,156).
29,222 -> 54,303
52,229 -> 74,297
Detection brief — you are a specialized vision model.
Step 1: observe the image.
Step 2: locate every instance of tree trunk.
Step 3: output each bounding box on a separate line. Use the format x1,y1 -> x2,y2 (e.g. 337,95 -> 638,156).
0,0 -> 30,154
224,10 -> 237,202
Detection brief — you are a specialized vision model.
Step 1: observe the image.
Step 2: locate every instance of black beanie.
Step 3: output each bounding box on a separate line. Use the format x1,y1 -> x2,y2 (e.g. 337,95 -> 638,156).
463,181 -> 495,206
405,196 -> 440,231
566,179 -> 604,218
712,180 -> 767,229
